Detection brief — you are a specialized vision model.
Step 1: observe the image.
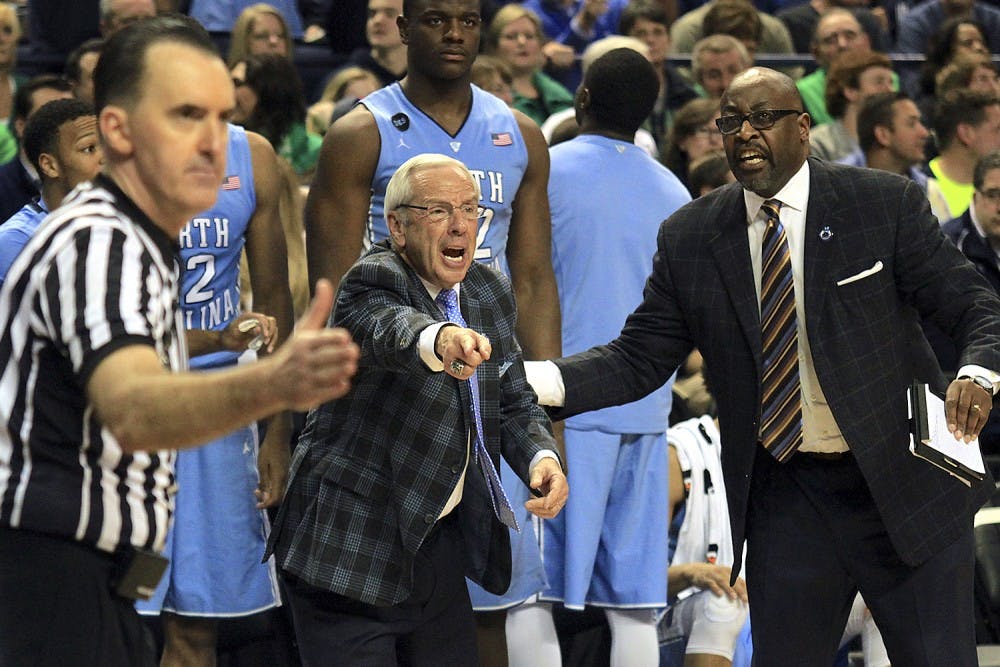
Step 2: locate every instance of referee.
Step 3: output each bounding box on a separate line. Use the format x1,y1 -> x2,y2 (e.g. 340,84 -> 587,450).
0,15 -> 359,667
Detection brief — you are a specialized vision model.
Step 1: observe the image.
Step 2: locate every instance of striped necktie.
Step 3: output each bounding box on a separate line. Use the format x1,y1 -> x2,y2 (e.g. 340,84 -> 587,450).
436,288 -> 519,530
759,200 -> 803,461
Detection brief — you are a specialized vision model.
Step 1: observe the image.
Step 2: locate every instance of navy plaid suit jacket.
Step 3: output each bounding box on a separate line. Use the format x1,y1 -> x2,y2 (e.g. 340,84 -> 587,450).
553,158 -> 1000,574
267,241 -> 555,606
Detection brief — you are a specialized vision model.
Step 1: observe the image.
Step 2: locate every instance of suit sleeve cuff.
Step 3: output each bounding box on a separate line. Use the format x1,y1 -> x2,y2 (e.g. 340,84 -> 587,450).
529,450 -> 561,475
958,365 -> 1000,395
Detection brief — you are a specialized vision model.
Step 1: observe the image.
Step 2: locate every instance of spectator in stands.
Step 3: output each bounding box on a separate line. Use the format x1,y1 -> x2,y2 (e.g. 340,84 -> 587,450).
688,150 -> 735,196
925,89 -> 1000,222
226,3 -> 294,68
485,5 -> 573,127
778,0 -> 890,56
895,0 -> 1000,57
810,50 -> 894,161
232,53 -> 322,180
190,0 -> 317,42
0,76 -> 73,223
471,55 -> 514,105
99,0 -> 156,37
927,150 -> 1000,456
662,97 -> 724,196
911,16 -> 991,112
520,0 -> 630,91
669,0 -> 795,58
796,8 -> 873,125
307,66 -> 381,135
619,0 -> 699,151
690,34 -> 751,99
0,99 -> 103,286
0,3 -> 24,127
702,0 -> 763,56
841,90 -> 930,188
64,38 -> 104,106
935,54 -> 1000,100
341,0 -> 407,87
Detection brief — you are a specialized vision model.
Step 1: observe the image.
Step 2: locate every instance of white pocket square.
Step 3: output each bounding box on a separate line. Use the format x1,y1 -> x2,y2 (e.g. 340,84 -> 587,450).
836,260 -> 884,286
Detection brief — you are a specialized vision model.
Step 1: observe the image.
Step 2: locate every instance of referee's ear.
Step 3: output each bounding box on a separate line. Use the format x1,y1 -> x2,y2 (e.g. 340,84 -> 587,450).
99,105 -> 133,159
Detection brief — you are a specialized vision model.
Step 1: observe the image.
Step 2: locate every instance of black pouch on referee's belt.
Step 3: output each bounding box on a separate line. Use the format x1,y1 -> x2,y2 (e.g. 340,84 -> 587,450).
110,548 -> 169,601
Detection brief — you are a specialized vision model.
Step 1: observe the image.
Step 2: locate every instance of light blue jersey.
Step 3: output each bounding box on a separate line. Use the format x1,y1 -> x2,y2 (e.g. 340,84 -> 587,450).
176,124 -> 257,369
0,199 -> 47,288
548,134 -> 691,433
363,83 -> 528,277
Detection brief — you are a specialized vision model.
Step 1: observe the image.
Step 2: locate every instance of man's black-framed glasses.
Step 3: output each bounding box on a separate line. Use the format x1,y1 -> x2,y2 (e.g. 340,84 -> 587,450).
397,202 -> 487,224
716,109 -> 802,135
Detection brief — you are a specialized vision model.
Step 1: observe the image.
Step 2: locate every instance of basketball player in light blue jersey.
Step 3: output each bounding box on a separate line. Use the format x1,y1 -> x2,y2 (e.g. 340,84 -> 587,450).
303,0 -> 562,662
136,124 -> 295,666
523,49 -> 692,666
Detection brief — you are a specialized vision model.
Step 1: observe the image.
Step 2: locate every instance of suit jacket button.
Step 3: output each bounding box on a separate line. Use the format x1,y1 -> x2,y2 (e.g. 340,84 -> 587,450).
424,513 -> 435,524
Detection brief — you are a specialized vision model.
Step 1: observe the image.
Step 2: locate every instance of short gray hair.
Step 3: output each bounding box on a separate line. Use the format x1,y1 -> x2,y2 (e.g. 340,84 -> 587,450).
691,34 -> 750,84
384,153 -> 480,228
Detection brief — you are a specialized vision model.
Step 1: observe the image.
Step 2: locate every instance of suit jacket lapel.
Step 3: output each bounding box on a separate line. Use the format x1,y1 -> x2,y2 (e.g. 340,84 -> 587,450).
709,185 -> 762,366
802,158 -> 837,337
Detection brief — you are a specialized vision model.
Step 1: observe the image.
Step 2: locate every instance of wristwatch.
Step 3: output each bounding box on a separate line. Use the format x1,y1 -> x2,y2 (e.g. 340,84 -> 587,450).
963,375 -> 995,395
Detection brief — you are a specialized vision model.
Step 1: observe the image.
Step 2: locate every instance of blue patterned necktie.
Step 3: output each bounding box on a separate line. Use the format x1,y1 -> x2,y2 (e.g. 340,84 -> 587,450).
759,200 -> 803,461
436,288 -> 519,530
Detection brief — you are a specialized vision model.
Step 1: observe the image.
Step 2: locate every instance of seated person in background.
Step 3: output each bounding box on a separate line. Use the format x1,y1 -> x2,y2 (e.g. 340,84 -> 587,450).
895,0 -> 1000,58
472,55 -> 515,106
307,66 -> 382,136
933,54 -> 1000,112
809,50 -> 894,162
340,0 -> 407,88
923,89 -> 1000,223
797,8 -> 880,126
194,0 -> 310,45
658,415 -> 748,667
701,0 -> 762,58
232,54 -> 322,181
662,97 -> 724,197
64,38 -> 104,106
485,5 -> 574,128
520,0 -> 629,92
911,16 -> 992,119
686,150 -> 734,198
669,0 -> 795,59
0,3 -> 27,127
225,2 -> 295,68
840,91 -> 930,189
618,0 -> 699,151
778,0 -> 890,56
0,75 -> 73,223
99,0 -> 155,38
0,99 -> 102,285
689,35 -> 751,100
925,150 -> 1000,456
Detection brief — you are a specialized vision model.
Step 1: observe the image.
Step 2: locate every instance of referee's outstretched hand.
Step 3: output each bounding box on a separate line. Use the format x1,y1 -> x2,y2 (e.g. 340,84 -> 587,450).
271,279 -> 359,411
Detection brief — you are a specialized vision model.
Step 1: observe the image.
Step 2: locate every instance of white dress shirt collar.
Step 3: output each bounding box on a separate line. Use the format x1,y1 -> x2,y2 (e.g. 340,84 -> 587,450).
741,160 -> 810,224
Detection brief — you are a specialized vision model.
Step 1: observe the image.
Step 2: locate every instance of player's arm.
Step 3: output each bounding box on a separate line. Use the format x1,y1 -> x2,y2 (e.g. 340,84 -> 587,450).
304,106 -> 381,296
87,281 -> 359,454
244,131 -> 297,507
506,110 -> 562,362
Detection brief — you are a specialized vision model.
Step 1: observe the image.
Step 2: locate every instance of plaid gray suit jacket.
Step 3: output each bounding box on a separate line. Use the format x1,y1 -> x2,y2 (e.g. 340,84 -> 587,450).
553,158 -> 1000,573
267,241 -> 555,606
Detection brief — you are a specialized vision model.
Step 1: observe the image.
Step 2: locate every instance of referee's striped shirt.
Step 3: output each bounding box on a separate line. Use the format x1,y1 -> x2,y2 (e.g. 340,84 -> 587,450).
0,174 -> 187,554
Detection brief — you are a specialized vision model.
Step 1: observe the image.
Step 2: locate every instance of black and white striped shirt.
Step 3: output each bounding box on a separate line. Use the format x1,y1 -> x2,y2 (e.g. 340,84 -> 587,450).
0,174 -> 186,554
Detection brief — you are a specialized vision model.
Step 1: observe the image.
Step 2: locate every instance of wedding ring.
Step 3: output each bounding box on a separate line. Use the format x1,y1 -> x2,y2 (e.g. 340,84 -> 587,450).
973,404 -> 982,412
450,359 -> 465,375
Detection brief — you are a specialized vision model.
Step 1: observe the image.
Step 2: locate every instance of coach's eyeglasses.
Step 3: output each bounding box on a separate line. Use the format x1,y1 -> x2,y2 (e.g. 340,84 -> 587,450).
716,109 -> 802,135
397,202 -> 487,224
978,188 -> 1000,205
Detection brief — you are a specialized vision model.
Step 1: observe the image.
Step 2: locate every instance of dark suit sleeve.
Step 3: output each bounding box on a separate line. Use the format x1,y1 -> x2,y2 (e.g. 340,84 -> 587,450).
552,217 -> 696,420
334,256 -> 440,373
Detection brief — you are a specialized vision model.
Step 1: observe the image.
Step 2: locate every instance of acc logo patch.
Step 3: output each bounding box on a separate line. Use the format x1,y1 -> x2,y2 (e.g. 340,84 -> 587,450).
391,113 -> 410,131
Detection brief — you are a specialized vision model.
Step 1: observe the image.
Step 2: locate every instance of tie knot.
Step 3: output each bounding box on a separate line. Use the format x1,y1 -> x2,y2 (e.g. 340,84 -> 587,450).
761,199 -> 782,225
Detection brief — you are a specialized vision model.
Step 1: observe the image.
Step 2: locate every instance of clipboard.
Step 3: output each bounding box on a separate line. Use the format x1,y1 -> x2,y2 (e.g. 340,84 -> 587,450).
907,382 -> 986,487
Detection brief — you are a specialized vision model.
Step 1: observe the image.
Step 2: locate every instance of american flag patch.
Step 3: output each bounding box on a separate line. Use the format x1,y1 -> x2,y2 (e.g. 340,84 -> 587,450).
491,132 -> 513,146
222,175 -> 241,190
